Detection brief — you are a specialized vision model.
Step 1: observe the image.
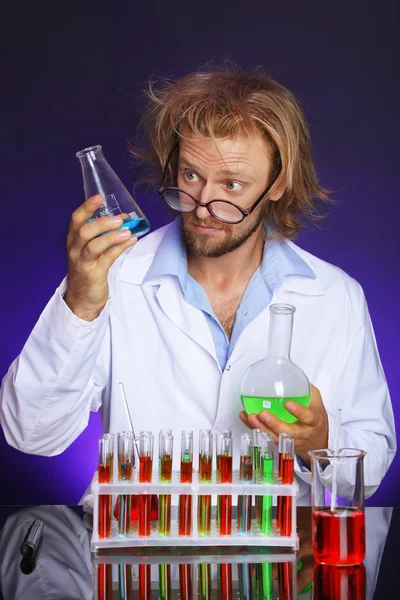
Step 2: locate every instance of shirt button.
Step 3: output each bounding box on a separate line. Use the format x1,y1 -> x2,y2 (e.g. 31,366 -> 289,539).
226,365 -> 231,372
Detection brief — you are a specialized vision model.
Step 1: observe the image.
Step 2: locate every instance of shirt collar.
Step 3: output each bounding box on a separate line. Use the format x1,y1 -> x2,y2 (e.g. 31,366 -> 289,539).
143,217 -> 316,289
142,217 -> 187,288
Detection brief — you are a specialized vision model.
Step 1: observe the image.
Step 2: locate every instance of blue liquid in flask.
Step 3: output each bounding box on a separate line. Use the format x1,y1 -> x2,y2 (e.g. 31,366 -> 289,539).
118,217 -> 150,236
88,216 -> 150,237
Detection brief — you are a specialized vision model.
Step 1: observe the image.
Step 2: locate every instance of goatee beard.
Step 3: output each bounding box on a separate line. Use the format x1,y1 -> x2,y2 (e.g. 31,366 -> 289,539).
182,213 -> 264,258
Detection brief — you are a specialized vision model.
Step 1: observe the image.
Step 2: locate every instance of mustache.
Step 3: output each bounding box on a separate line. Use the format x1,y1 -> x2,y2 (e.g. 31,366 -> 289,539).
183,215 -> 229,231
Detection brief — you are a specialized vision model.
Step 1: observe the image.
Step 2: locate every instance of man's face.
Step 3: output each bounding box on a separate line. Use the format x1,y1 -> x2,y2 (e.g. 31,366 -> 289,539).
178,132 -> 275,258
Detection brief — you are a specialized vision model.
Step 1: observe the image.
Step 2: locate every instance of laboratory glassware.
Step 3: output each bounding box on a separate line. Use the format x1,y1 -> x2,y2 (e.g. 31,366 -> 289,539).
309,448 -> 366,565
76,145 -> 150,236
240,303 -> 311,423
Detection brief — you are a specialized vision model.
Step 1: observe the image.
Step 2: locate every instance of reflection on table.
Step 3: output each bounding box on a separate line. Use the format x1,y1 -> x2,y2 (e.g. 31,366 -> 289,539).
0,505 -> 392,599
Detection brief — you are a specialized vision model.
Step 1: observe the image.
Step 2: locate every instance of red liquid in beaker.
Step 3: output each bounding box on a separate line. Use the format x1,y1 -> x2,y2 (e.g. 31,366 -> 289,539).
313,508 -> 366,565
313,563 -> 366,599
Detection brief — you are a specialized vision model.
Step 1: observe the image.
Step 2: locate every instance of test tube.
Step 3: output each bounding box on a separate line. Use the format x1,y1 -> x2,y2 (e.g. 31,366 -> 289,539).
98,434 -> 114,538
278,562 -> 293,600
158,432 -> 173,536
138,431 -> 154,537
218,564 -> 233,600
216,430 -> 233,535
139,564 -> 151,600
118,564 -> 133,599
118,432 -> 134,536
237,433 -> 253,534
98,563 -> 112,600
198,429 -> 211,471
277,432 -> 291,530
179,430 -> 193,535
237,564 -> 252,600
280,437 -> 295,537
198,431 -> 213,536
252,429 -> 262,527
260,434 -> 274,535
159,564 -> 172,600
179,564 -> 194,600
261,563 -> 273,600
198,564 -> 212,600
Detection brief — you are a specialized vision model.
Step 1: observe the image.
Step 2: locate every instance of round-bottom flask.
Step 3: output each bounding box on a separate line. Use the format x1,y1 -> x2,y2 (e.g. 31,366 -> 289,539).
240,304 -> 311,424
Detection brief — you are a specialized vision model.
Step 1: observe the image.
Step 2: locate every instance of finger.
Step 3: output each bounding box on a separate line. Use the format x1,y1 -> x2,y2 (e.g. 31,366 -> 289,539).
99,234 -> 138,268
69,195 -> 104,235
310,383 -> 322,406
239,411 -> 256,429
258,410 -> 294,437
72,214 -> 127,254
284,402 -> 317,426
81,227 -> 133,264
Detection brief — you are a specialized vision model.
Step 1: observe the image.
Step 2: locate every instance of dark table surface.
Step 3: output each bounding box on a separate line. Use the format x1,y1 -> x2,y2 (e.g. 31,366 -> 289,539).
0,505 -> 398,599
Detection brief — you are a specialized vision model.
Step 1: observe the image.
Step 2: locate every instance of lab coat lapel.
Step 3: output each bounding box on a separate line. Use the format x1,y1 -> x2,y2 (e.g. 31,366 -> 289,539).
228,307 -> 270,367
228,277 -> 325,367
155,277 -> 220,366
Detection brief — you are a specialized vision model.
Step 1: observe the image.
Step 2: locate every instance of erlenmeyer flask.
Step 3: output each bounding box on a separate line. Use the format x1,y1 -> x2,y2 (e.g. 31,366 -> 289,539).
240,303 -> 311,424
76,145 -> 150,236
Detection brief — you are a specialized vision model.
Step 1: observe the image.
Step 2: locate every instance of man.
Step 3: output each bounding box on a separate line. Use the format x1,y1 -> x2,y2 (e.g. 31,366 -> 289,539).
0,68 -> 396,504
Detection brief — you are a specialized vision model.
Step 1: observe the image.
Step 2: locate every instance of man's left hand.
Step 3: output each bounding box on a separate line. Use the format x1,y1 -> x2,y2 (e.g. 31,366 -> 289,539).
239,384 -> 329,467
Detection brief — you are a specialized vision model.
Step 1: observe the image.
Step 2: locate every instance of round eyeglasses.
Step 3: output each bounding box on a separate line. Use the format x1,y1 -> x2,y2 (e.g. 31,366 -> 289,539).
158,143 -> 278,225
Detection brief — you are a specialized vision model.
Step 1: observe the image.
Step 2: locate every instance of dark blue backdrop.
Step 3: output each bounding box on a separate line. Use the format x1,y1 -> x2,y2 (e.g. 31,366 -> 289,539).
1,1 -> 399,505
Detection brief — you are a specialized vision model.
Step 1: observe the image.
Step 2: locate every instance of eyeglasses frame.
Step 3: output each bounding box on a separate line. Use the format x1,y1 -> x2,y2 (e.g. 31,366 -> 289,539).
158,141 -> 279,224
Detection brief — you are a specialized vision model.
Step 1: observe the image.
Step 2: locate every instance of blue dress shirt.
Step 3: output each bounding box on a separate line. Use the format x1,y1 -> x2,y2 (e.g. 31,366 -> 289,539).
144,218 -> 315,371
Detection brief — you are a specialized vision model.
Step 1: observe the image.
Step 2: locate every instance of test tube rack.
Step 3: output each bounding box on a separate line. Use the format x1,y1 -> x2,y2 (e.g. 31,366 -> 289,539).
92,436 -> 298,551
94,550 -> 297,600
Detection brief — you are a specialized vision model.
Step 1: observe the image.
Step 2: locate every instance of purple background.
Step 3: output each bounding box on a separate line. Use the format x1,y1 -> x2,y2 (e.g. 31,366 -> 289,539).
1,2 -> 399,505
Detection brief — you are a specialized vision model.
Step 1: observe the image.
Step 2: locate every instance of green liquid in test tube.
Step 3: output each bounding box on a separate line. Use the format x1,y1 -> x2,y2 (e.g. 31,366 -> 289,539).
260,434 -> 274,535
261,563 -> 273,600
198,431 -> 213,536
159,564 -> 172,600
252,429 -> 262,528
158,431 -> 173,536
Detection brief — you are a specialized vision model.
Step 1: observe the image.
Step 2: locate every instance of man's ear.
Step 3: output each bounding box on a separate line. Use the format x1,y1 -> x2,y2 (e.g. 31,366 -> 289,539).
268,176 -> 287,202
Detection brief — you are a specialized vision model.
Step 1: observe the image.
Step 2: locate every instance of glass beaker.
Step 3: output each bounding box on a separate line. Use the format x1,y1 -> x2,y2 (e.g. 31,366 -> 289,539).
76,145 -> 150,236
309,449 -> 366,566
313,563 -> 366,600
240,303 -> 311,423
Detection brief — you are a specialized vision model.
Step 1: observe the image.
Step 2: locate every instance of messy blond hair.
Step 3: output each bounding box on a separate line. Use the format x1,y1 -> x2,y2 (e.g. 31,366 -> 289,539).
135,66 -> 331,239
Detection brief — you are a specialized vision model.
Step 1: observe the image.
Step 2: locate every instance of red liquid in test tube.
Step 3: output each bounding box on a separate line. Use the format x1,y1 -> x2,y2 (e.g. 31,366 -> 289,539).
198,432 -> 213,536
217,431 -> 233,536
218,564 -> 233,600
158,431 -> 173,536
98,564 -> 112,600
277,432 -> 290,531
179,430 -> 193,536
138,432 -> 153,537
139,564 -> 151,600
278,562 -> 293,600
98,435 -> 113,539
179,564 -> 193,600
281,437 -> 295,537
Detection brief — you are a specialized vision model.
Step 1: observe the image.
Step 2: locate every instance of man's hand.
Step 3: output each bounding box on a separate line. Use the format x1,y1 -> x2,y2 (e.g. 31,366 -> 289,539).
239,384 -> 329,466
65,195 -> 138,321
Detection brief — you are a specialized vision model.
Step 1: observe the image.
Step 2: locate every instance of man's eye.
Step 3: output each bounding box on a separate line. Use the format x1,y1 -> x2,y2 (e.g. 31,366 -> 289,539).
227,181 -> 242,191
185,171 -> 198,182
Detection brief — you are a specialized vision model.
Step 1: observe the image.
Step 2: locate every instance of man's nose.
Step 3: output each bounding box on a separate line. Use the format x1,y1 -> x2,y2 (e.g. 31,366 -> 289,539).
195,183 -> 217,221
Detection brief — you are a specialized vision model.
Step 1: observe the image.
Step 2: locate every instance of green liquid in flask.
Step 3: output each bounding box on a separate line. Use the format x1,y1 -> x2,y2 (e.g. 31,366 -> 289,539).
241,395 -> 311,424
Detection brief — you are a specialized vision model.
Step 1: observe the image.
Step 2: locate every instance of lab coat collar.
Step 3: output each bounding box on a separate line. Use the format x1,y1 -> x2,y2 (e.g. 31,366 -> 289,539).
115,222 -> 325,297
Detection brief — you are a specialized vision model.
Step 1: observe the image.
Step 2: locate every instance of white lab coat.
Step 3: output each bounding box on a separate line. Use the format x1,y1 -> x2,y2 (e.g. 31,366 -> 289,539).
0,222 -> 396,505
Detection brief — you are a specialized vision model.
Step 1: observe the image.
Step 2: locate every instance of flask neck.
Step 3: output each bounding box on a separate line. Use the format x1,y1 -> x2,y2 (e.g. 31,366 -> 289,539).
266,305 -> 294,360
76,145 -> 105,169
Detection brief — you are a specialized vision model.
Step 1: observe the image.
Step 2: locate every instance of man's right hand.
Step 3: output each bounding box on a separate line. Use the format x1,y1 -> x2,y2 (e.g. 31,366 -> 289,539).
64,194 -> 138,321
